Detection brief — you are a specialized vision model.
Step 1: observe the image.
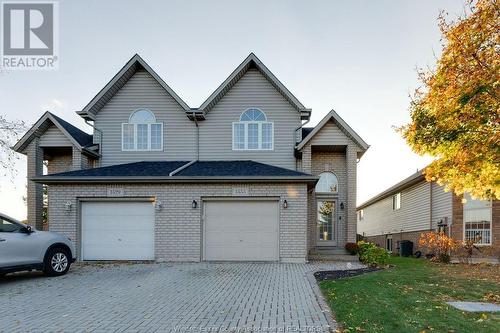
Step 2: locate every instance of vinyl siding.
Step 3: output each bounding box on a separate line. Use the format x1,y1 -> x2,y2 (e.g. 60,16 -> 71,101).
95,69 -> 196,166
310,120 -> 352,146
431,182 -> 453,229
39,125 -> 72,147
198,68 -> 301,170
358,181 -> 431,237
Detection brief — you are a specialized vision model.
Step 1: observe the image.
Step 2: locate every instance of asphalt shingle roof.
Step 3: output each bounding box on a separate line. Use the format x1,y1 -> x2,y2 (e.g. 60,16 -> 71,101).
50,113 -> 94,147
39,160 -> 312,178
302,127 -> 314,140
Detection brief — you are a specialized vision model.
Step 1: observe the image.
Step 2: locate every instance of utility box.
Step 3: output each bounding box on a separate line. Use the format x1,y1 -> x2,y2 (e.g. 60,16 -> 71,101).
399,240 -> 413,257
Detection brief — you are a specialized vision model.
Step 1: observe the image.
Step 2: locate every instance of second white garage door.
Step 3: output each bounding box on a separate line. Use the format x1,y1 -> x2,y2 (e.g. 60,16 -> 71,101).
203,200 -> 279,261
81,201 -> 155,260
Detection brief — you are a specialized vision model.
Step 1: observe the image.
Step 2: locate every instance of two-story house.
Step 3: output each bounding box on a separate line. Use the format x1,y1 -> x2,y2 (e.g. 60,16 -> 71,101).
14,53 -> 369,263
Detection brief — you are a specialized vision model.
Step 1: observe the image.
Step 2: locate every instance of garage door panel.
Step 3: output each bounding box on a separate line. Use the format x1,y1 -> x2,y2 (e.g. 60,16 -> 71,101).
82,201 -> 154,260
204,200 -> 278,261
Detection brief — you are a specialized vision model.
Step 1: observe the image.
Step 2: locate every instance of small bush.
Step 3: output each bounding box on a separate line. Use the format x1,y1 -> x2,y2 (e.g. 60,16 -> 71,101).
345,242 -> 359,255
357,241 -> 390,267
418,231 -> 458,263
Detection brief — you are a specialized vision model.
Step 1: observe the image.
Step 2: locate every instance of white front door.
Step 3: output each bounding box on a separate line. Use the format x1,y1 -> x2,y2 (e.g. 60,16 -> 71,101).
81,201 -> 155,260
203,200 -> 279,261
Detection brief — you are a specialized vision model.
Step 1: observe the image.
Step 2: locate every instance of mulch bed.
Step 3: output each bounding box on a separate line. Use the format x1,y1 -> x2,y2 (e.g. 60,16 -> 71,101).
314,267 -> 384,281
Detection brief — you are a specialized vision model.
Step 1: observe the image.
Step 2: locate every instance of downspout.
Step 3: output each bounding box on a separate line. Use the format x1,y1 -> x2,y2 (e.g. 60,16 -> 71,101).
193,112 -> 199,161
429,181 -> 433,231
294,118 -> 310,146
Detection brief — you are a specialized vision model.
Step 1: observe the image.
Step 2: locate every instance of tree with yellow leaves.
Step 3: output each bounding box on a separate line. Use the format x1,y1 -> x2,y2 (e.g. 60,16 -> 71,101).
400,0 -> 499,199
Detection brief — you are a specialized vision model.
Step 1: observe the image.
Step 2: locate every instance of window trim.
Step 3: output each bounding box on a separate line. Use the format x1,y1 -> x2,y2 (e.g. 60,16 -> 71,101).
462,197 -> 493,246
386,236 -> 393,252
121,122 -> 163,152
392,192 -> 401,210
232,108 -> 274,151
315,172 -> 339,194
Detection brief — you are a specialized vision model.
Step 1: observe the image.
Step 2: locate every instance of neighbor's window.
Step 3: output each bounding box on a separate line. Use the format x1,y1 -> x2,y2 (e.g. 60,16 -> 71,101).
122,109 -> 163,151
232,108 -> 273,150
315,172 -> 338,193
357,210 -> 364,222
392,192 -> 401,210
463,193 -> 492,245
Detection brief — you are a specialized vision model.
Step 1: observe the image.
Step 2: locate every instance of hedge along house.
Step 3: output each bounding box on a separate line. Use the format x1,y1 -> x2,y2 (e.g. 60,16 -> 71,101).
357,170 -> 499,257
14,53 -> 368,263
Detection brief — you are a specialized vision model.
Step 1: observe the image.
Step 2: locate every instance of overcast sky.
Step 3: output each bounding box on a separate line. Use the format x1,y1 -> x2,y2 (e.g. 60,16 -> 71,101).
0,0 -> 466,220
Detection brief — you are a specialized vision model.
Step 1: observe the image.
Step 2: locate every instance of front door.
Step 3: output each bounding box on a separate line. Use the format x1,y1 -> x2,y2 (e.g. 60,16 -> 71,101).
317,200 -> 336,246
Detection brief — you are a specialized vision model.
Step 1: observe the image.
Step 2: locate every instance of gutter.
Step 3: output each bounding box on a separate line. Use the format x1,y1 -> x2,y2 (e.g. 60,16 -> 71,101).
84,119 -> 103,153
31,175 -> 319,184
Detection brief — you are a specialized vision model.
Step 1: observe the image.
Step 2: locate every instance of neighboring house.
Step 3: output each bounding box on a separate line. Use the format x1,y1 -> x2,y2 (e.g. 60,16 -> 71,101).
13,53 -> 369,263
357,170 -> 499,255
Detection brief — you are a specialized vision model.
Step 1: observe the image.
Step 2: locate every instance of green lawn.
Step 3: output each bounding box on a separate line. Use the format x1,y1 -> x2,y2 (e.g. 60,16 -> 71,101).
319,257 -> 500,332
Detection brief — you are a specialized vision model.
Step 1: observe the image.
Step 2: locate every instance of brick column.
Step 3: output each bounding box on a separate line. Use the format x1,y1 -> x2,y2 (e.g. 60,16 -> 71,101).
72,146 -> 84,170
346,145 -> 358,243
27,139 -> 44,229
302,144 -> 312,173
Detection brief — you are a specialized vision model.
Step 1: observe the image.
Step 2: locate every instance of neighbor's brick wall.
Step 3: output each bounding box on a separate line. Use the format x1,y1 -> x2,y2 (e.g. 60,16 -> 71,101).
365,230 -> 426,254
451,194 -> 500,249
48,183 -> 308,262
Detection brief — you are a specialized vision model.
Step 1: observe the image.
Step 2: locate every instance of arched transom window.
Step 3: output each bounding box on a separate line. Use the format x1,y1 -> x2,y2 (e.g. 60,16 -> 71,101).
315,172 -> 338,193
233,108 -> 273,150
122,109 -> 163,151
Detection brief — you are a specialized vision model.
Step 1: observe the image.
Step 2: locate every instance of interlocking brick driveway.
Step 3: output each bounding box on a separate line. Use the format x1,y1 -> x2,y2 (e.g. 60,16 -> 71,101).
1,262 -> 362,332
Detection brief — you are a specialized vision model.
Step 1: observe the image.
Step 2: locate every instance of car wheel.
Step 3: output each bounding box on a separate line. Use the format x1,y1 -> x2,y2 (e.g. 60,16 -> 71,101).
43,248 -> 71,276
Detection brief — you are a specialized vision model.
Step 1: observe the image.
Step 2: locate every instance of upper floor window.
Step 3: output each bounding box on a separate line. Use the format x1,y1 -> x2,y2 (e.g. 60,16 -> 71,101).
232,108 -> 273,150
392,193 -> 401,210
463,193 -> 492,245
315,172 -> 338,193
122,109 -> 163,151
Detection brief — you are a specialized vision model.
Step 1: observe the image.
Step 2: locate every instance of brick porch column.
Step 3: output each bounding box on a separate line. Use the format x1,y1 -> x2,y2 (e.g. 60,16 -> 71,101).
346,144 -> 358,243
26,138 -> 44,229
302,144 -> 312,173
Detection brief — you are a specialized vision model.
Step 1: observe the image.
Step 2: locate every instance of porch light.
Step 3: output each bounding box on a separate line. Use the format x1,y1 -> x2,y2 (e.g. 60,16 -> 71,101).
155,200 -> 163,212
340,202 -> 344,210
283,200 -> 288,209
192,200 -> 198,209
64,201 -> 72,212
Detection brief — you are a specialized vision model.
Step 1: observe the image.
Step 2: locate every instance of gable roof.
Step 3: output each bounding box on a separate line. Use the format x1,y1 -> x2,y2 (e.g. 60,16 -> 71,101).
77,54 -> 190,120
13,112 -> 93,154
357,170 -> 425,210
296,110 -> 369,151
198,53 -> 311,119
31,160 -> 318,184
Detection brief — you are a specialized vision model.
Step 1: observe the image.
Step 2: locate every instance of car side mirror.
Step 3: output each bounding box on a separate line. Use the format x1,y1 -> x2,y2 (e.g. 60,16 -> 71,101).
22,225 -> 33,234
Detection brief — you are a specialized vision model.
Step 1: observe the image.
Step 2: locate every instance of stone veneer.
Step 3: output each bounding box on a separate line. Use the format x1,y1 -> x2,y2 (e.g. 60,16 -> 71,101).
47,182 -> 309,262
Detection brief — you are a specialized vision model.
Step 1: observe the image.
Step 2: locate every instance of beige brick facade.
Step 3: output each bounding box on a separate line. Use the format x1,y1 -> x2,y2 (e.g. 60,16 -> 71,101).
48,182 -> 309,262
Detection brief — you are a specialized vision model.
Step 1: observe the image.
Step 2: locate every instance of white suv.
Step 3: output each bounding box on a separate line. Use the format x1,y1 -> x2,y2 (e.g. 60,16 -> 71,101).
0,213 -> 76,277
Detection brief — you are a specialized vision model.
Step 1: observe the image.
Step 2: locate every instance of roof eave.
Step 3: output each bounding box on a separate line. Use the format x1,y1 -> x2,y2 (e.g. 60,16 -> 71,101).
32,175 -> 319,184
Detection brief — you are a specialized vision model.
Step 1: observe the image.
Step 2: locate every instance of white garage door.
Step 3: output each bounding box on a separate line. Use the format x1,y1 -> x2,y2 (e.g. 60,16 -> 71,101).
204,200 -> 279,261
81,201 -> 155,260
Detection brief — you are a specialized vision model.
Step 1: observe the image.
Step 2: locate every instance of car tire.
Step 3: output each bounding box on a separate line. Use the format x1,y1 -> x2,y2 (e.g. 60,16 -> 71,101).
43,248 -> 71,276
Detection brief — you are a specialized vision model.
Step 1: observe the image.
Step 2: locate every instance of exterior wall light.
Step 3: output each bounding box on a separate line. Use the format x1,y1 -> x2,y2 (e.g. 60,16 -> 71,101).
340,202 -> 344,210
64,201 -> 72,212
283,199 -> 288,209
192,200 -> 198,209
155,200 -> 163,212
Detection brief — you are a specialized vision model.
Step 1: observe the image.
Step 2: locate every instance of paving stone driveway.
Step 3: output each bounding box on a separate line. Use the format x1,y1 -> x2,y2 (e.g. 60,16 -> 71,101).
1,261 -> 362,332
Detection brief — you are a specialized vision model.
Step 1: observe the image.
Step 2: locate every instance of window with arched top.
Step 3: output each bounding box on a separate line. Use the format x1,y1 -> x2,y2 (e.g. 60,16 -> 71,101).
315,172 -> 338,193
122,109 -> 163,151
233,108 -> 273,150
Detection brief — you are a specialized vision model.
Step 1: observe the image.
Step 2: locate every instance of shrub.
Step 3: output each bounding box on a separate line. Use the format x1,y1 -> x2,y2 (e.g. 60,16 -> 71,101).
345,242 -> 359,255
357,241 -> 390,267
418,231 -> 458,263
